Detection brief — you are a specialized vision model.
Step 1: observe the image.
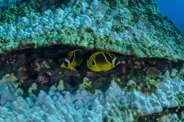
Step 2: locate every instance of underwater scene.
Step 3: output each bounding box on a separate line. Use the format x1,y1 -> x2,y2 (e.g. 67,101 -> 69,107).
0,0 -> 184,121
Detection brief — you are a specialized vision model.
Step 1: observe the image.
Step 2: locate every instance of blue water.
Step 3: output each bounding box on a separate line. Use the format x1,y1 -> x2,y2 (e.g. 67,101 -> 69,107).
155,0 -> 184,35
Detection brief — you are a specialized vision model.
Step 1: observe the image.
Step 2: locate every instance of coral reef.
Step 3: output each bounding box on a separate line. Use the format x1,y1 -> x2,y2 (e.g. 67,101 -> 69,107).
0,0 -> 184,121
0,0 -> 17,13
1,69 -> 184,121
0,0 -> 183,61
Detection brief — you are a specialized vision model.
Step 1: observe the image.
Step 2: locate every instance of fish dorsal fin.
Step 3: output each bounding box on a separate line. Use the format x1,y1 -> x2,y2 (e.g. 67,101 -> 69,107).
67,49 -> 82,66
71,50 -> 76,64
67,50 -> 75,62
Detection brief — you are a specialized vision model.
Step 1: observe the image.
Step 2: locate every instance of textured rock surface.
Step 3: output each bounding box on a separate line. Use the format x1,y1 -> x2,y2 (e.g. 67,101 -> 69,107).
1,0 -> 184,121
1,68 -> 184,121
0,0 -> 183,61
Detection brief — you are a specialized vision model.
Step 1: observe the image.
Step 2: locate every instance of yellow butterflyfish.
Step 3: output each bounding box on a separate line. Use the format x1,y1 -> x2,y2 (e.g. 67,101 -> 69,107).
61,49 -> 83,71
87,51 -> 120,72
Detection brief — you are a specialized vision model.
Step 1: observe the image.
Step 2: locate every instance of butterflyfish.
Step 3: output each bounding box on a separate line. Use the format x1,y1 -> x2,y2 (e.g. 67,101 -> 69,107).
87,51 -> 120,72
61,49 -> 83,71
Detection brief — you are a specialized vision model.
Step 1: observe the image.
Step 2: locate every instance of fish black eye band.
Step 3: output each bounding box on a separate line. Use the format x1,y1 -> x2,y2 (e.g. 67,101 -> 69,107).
64,59 -> 70,67
114,58 -> 119,65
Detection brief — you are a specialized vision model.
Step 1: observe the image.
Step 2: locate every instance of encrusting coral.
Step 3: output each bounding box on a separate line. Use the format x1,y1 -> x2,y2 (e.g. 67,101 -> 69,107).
0,0 -> 184,121
0,0 -> 183,61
